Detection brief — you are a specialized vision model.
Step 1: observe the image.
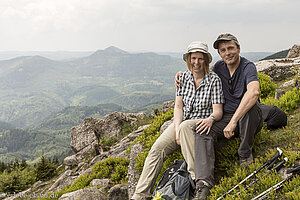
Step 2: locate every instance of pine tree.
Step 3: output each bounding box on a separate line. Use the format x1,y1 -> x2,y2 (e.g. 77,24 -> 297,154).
13,158 -> 19,169
20,159 -> 28,170
35,155 -> 57,181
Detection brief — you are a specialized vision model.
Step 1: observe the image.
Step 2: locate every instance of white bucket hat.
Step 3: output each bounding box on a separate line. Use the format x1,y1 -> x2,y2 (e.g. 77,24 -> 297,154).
183,41 -> 212,63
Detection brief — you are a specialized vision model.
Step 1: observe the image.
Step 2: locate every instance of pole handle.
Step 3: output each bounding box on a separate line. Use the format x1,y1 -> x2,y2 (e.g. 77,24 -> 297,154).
268,157 -> 288,171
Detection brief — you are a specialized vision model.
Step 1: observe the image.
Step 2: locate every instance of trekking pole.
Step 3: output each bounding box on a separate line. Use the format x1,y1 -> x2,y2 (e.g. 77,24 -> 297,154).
216,147 -> 283,200
251,165 -> 300,200
234,157 -> 288,197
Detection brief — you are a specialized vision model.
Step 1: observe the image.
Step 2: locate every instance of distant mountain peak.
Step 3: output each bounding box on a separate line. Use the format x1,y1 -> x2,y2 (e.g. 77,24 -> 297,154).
104,46 -> 128,54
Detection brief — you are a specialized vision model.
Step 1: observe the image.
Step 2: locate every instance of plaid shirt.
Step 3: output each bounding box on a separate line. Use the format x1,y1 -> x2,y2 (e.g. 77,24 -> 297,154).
176,70 -> 224,120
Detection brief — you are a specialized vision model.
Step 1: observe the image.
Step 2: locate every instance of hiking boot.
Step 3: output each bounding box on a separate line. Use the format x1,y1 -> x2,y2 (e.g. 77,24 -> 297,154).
192,181 -> 210,200
240,153 -> 254,168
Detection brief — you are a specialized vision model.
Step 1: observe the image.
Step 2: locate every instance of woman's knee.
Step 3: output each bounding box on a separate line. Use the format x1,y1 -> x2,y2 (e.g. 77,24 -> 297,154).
148,139 -> 168,158
148,149 -> 163,161
179,120 -> 196,132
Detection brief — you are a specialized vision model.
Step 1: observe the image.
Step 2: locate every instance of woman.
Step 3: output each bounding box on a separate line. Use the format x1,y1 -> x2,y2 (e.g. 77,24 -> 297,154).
131,41 -> 224,200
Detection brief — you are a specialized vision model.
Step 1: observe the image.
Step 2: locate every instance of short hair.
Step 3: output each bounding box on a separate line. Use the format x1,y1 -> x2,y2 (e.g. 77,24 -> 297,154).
217,40 -> 240,53
186,52 -> 210,75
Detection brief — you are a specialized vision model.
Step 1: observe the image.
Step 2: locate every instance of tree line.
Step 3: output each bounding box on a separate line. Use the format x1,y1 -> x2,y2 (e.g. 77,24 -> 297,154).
0,156 -> 60,194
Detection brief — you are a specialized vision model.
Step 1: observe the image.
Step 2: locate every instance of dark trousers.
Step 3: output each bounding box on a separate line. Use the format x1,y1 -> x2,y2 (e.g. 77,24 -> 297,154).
194,102 -> 263,186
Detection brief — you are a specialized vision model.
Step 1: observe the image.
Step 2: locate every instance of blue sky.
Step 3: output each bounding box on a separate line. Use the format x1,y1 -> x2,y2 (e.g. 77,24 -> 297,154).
0,0 -> 299,53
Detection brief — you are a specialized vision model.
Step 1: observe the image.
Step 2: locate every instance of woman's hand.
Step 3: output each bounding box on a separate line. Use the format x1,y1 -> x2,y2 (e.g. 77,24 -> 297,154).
175,130 -> 180,145
174,71 -> 183,89
195,117 -> 214,135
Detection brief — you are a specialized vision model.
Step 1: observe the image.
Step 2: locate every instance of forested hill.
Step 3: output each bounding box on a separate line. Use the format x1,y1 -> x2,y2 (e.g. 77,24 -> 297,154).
0,46 -> 184,129
0,44 -> 185,163
260,49 -> 290,60
0,128 -> 71,164
35,103 -> 130,132
0,121 -> 15,131
0,102 -> 134,163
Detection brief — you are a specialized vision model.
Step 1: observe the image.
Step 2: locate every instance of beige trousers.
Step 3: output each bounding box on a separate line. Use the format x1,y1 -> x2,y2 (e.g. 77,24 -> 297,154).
131,119 -> 201,200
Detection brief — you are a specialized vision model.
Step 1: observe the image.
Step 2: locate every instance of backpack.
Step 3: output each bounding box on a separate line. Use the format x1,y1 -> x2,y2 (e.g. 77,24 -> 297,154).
260,103 -> 287,129
153,159 -> 195,200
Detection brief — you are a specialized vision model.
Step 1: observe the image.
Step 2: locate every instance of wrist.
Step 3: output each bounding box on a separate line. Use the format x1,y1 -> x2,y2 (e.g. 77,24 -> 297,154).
209,115 -> 216,123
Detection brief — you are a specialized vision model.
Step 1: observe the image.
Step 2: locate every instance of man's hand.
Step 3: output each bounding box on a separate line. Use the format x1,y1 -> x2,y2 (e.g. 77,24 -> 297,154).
223,121 -> 237,139
174,71 -> 183,89
196,118 -> 214,135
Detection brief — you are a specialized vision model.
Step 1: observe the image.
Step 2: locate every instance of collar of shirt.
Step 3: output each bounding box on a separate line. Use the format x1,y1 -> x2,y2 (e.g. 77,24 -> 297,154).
186,71 -> 210,90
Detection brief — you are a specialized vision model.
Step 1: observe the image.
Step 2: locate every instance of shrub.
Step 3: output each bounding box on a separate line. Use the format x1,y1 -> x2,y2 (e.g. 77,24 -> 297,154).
99,136 -> 118,151
120,115 -> 153,139
39,157 -> 130,200
258,72 -> 277,100
260,88 -> 300,113
0,167 -> 36,194
92,157 -> 129,184
277,88 -> 300,113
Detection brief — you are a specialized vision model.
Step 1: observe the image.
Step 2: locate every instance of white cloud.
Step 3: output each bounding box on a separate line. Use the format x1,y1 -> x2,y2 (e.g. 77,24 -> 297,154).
0,0 -> 299,52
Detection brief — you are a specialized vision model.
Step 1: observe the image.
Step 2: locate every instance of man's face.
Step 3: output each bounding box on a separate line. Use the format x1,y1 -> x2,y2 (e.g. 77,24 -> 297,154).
218,40 -> 240,66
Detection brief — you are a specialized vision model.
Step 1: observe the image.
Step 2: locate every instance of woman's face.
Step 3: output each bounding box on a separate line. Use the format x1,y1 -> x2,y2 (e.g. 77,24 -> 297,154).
190,52 -> 205,74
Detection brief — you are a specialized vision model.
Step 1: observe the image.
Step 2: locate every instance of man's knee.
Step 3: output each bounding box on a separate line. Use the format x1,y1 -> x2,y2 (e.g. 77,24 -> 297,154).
245,102 -> 262,120
195,132 -> 214,142
239,103 -> 263,133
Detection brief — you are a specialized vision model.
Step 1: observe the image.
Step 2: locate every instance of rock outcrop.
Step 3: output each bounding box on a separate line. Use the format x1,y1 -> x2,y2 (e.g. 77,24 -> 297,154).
279,80 -> 295,88
59,187 -> 106,200
91,179 -> 113,191
55,117 -> 150,199
255,57 -> 300,80
48,170 -> 79,192
107,184 -> 129,200
65,112 -> 146,168
286,44 -> 300,58
162,100 -> 175,113
127,141 -> 144,198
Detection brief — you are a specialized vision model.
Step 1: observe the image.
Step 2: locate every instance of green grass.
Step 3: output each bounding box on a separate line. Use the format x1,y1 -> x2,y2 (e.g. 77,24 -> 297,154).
209,107 -> 300,200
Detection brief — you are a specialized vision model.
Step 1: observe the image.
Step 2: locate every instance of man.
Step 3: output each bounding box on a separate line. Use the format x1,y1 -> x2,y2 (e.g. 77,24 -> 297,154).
177,33 -> 263,199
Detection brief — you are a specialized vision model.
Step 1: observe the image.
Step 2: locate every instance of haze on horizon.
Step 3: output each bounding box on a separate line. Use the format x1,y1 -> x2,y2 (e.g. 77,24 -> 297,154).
0,0 -> 299,53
